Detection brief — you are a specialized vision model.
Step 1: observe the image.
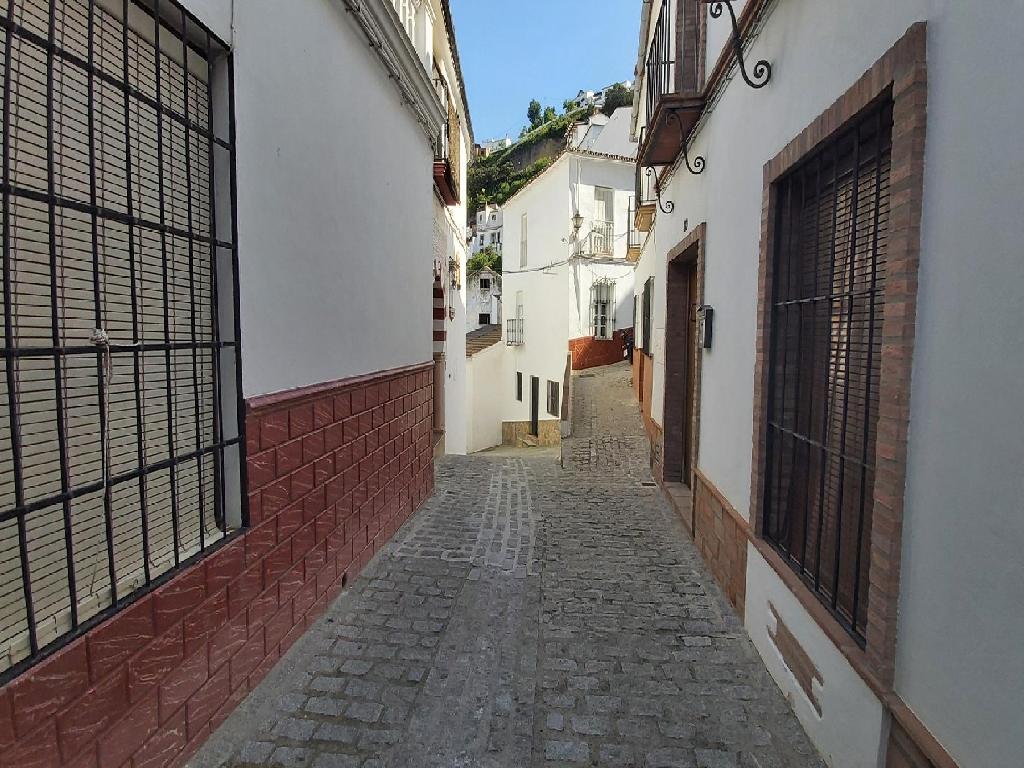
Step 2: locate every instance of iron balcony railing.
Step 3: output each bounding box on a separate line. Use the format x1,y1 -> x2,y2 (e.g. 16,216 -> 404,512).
628,198 -> 643,250
433,73 -> 462,204
645,0 -> 675,122
506,318 -> 524,346
575,221 -> 615,257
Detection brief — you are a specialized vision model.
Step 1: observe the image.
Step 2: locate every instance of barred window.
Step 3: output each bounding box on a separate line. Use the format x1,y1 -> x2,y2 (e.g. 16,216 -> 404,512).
590,279 -> 614,340
0,0 -> 241,678
762,98 -> 893,643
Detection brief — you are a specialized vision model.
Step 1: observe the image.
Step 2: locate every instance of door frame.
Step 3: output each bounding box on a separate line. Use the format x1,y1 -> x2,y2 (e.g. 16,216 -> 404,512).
662,223 -> 706,490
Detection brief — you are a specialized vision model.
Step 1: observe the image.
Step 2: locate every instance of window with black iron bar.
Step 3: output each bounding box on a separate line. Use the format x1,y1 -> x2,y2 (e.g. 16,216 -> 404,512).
762,97 -> 893,644
0,0 -> 242,680
641,277 -> 653,354
546,380 -> 558,418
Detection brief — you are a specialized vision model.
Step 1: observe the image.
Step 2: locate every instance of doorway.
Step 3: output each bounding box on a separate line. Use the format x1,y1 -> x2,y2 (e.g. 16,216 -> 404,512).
530,376 -> 540,436
663,234 -> 703,489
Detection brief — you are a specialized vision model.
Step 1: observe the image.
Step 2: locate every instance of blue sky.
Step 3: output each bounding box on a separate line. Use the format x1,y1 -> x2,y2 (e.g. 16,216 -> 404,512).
449,0 -> 639,142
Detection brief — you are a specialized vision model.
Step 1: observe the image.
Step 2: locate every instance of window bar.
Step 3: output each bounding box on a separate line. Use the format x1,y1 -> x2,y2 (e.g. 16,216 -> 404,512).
813,139 -> 842,592
799,155 -> 823,571
227,51 -> 249,528
831,122 -> 863,612
84,0 -> 107,630
153,0 -> 183,567
181,7 -> 205,551
785,162 -> 807,554
2,0 -> 38,656
774,175 -> 794,544
48,0 -> 99,613
123,0 -> 152,585
0,438 -> 240,525
850,107 -> 886,628
205,29 -> 222,532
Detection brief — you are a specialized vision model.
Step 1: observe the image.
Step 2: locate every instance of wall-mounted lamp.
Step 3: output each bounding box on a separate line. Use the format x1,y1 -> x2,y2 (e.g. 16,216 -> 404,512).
697,305 -> 714,349
571,211 -> 584,239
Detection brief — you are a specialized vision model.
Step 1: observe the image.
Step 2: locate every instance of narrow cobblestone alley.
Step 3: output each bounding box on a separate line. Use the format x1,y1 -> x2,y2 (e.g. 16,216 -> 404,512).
191,363 -> 823,768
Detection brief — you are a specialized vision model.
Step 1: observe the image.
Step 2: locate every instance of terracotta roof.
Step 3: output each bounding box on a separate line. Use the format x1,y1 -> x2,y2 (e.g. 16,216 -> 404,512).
466,324 -> 503,357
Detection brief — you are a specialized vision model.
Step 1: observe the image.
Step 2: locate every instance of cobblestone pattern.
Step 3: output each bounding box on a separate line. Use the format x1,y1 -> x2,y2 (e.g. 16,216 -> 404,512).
190,364 -> 823,768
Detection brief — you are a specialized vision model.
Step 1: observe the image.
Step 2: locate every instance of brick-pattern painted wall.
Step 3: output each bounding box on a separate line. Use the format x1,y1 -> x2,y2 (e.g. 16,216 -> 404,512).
569,329 -> 631,371
694,471 -> 748,617
0,362 -> 435,768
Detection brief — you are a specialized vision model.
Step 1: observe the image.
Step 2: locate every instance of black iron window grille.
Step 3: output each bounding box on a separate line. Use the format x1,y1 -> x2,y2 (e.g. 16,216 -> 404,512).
0,0 -> 243,681
763,97 -> 893,644
515,371 -> 522,401
644,0 -> 674,121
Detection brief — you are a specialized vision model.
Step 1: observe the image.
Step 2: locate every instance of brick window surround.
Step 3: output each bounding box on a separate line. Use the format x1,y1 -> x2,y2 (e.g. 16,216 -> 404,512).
749,23 -> 927,694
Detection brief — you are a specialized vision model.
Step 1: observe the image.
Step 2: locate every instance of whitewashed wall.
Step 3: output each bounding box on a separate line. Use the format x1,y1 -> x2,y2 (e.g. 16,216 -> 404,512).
466,340 -> 506,453
633,1 -> 1024,766
183,0 -> 436,399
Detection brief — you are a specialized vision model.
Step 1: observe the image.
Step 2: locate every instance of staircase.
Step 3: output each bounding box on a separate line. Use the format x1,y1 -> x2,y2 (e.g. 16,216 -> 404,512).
466,324 -> 503,356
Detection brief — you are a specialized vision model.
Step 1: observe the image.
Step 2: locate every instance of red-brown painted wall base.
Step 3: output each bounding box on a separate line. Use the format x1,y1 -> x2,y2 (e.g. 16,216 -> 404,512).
569,329 -> 631,371
0,362 -> 435,768
693,470 -> 748,617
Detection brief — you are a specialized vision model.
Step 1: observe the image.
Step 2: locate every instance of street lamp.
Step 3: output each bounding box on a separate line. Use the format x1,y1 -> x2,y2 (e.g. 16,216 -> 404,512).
571,211 -> 584,239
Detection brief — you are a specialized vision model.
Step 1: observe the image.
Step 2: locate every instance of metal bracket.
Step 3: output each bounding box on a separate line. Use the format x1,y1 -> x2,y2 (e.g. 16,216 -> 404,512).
646,167 -> 675,215
703,0 -> 772,89
667,110 -> 705,175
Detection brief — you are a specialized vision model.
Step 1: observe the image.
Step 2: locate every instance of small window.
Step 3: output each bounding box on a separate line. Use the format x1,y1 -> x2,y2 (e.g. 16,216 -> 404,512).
480,278 -> 491,291
516,372 -> 523,401
590,279 -> 615,340
547,381 -> 560,417
479,313 -> 491,325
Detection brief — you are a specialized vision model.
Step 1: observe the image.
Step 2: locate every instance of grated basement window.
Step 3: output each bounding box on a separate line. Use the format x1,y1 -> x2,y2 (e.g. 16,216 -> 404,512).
762,97 -> 893,644
0,0 -> 242,680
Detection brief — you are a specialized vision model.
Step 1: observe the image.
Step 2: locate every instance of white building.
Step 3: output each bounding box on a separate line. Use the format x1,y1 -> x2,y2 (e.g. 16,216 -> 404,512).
466,268 -> 502,331
470,203 -> 503,255
473,108 -> 637,449
476,136 -> 512,157
572,80 -> 633,110
0,0 -> 470,764
629,2 -> 1024,768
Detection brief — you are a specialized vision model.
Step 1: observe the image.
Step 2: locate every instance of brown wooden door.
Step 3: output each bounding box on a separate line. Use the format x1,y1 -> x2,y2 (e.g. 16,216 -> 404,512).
680,263 -> 698,486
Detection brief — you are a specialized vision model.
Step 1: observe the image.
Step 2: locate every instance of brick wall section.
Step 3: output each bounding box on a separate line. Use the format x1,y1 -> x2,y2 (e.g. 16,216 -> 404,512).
693,470 -> 748,617
0,362 -> 435,768
569,328 -> 631,370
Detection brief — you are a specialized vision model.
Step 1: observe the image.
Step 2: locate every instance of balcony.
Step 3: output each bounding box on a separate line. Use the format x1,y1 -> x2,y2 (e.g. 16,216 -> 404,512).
638,0 -> 704,169
634,157 -> 657,233
506,318 -> 524,346
433,73 -> 462,205
627,197 -> 643,262
574,221 -> 614,257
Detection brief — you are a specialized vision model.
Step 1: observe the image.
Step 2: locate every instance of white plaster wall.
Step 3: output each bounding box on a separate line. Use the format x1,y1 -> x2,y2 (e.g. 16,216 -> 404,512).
466,340 -> 506,453
568,261 -> 636,342
632,1 -> 1024,765
443,211 -> 469,455
225,0 -> 434,398
501,159 -> 573,425
746,548 -> 887,768
181,0 -> 232,43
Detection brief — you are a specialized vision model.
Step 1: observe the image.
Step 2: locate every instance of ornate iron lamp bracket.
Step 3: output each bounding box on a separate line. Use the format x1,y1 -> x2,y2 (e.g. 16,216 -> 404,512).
667,110 -> 705,175
646,167 -> 675,215
703,0 -> 772,89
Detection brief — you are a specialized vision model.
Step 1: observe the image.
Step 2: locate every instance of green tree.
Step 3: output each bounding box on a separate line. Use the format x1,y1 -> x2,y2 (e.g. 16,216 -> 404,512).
527,99 -> 542,128
468,245 -> 502,274
542,106 -> 557,123
601,82 -> 633,116
563,98 -> 576,113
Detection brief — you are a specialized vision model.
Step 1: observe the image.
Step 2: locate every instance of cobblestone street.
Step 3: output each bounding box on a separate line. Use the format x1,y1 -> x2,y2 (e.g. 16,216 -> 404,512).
191,363 -> 823,768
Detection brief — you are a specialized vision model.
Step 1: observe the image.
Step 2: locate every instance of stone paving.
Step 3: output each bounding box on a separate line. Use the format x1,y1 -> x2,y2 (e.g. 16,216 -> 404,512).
191,362 -> 823,768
